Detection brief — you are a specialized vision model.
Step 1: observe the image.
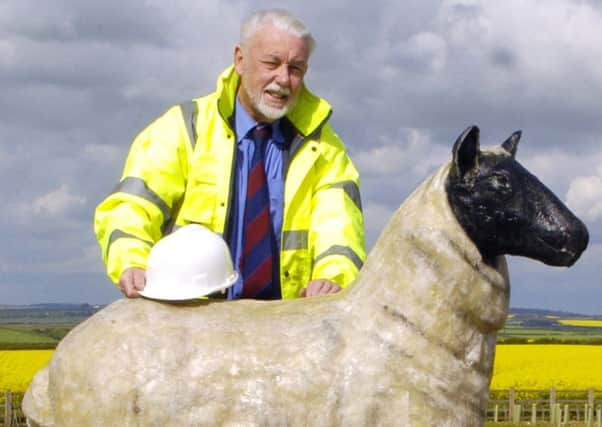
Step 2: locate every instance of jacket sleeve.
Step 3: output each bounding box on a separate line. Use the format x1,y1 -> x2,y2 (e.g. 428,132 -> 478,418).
94,105 -> 193,284
309,125 -> 366,287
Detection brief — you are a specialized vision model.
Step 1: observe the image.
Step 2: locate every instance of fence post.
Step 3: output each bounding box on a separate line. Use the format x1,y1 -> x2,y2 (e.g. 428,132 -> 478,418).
494,404 -> 498,423
586,388 -> 594,425
512,404 -> 521,423
509,387 -> 515,421
564,403 -> 570,424
586,404 -> 590,426
531,403 -> 537,424
550,387 -> 556,422
4,389 -> 12,427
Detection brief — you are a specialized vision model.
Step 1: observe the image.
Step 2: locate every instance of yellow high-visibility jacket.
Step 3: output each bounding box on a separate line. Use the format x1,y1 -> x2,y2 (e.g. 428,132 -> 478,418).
94,66 -> 365,299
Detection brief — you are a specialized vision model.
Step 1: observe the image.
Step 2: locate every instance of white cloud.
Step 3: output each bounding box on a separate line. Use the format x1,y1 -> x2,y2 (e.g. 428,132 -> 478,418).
9,184 -> 87,223
354,128 -> 447,177
517,148 -> 602,200
356,143 -> 412,176
32,184 -> 86,216
437,0 -> 602,88
566,175 -> 602,223
1,0 -> 601,310
400,32 -> 448,72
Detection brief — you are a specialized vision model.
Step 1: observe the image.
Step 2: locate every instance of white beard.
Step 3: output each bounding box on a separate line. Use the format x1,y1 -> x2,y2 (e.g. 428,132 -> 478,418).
245,83 -> 298,121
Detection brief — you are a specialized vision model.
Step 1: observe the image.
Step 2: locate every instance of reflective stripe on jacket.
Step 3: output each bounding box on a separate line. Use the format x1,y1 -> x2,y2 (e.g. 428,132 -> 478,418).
94,66 -> 366,299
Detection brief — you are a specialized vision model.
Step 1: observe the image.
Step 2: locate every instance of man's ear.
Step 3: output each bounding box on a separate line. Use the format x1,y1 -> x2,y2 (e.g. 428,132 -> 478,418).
234,45 -> 244,75
451,125 -> 480,178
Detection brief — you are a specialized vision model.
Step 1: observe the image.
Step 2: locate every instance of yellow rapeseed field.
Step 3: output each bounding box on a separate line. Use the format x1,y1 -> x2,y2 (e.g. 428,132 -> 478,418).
1,345 -> 601,393
558,319 -> 602,328
0,350 -> 53,392
491,345 -> 602,390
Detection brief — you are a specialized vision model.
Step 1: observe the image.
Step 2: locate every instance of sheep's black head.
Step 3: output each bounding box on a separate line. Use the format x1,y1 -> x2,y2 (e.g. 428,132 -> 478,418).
446,125 -> 589,266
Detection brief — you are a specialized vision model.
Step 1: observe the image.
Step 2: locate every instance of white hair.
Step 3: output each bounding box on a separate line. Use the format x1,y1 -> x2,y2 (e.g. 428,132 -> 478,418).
240,9 -> 316,54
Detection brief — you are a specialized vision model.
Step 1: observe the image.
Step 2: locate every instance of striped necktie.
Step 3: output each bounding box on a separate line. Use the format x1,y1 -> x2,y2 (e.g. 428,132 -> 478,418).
241,125 -> 273,298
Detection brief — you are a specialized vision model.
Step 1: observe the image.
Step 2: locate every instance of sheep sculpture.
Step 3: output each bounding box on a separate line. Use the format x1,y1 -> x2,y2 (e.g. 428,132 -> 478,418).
23,126 -> 589,427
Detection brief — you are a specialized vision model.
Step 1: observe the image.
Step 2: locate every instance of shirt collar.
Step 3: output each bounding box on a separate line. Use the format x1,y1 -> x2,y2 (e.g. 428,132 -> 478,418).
234,97 -> 285,146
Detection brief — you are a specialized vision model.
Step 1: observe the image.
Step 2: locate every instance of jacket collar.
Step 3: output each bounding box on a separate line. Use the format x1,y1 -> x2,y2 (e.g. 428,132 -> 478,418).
215,65 -> 332,138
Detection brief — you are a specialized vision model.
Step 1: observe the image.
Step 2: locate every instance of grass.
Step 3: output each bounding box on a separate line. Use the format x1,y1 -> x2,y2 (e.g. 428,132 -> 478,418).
498,325 -> 602,344
0,324 -> 74,349
0,326 -> 56,343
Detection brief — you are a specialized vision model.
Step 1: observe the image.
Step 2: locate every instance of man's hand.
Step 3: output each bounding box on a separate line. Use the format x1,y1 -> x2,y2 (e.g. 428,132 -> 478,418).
299,279 -> 341,297
119,267 -> 146,298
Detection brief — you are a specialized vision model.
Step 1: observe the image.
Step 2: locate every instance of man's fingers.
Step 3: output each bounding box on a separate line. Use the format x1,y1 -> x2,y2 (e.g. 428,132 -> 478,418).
302,279 -> 341,297
119,267 -> 146,298
321,281 -> 341,294
132,270 -> 146,291
121,280 -> 141,298
325,282 -> 340,294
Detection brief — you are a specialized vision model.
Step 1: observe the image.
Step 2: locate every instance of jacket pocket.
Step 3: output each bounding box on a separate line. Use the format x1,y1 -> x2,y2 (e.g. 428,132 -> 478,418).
179,156 -> 219,226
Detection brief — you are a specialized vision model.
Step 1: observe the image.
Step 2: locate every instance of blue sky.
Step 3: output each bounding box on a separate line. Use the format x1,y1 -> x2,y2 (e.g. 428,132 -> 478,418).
1,0 -> 601,314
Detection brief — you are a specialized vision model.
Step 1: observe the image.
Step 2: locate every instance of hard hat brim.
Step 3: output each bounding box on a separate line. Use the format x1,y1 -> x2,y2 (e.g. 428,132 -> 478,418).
138,286 -> 226,301
138,272 -> 238,301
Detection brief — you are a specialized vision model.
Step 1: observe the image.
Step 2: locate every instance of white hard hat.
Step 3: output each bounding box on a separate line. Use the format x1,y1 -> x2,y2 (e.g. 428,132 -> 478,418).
139,224 -> 238,301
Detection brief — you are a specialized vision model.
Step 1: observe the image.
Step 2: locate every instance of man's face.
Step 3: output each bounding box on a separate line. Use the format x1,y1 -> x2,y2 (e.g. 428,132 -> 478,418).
234,24 -> 309,123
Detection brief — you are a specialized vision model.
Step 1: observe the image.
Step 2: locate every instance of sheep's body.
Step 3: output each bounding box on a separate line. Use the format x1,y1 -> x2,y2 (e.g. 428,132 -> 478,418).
24,162 -> 510,427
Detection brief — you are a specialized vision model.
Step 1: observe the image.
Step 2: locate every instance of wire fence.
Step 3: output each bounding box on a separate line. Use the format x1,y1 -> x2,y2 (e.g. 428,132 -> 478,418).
488,388 -> 602,425
1,390 -> 25,427
3,388 -> 602,426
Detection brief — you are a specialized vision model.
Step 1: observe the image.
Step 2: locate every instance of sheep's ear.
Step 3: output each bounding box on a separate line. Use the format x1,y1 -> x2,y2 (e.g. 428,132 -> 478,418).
501,130 -> 521,158
452,125 -> 480,178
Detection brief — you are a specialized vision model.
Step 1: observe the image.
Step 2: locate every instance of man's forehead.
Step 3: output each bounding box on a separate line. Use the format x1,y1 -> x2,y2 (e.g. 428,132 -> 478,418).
249,24 -> 309,55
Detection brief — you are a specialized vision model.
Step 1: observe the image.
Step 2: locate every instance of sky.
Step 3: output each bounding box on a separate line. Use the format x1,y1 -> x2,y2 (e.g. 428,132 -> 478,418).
1,0 -> 601,314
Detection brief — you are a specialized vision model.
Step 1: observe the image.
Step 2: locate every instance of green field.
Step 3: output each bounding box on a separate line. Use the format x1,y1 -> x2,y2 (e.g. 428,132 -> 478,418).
1,305 -> 601,348
0,325 -> 71,349
498,309 -> 602,344
0,304 -> 98,349
498,325 -> 602,344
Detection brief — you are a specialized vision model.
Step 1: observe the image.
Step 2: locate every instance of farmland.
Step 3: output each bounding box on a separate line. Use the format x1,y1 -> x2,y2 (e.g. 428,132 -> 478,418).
1,305 -> 601,426
0,305 -> 601,393
0,304 -> 103,395
498,308 -> 602,344
3,344 -> 602,394
0,350 -> 53,391
491,345 -> 602,390
0,303 -> 101,349
558,319 -> 602,328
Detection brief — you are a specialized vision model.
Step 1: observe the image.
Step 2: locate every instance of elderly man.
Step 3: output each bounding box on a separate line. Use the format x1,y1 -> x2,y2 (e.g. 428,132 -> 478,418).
94,9 -> 365,300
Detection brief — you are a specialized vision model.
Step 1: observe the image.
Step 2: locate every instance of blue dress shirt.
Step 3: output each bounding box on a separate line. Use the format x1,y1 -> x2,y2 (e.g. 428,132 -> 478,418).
226,97 -> 286,299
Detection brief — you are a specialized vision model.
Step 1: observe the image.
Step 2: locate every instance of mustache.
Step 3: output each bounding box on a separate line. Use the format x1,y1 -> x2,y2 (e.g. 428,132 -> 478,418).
264,83 -> 291,96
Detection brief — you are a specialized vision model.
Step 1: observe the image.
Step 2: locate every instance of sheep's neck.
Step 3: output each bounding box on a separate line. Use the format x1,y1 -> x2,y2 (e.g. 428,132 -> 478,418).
345,163 -> 510,375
